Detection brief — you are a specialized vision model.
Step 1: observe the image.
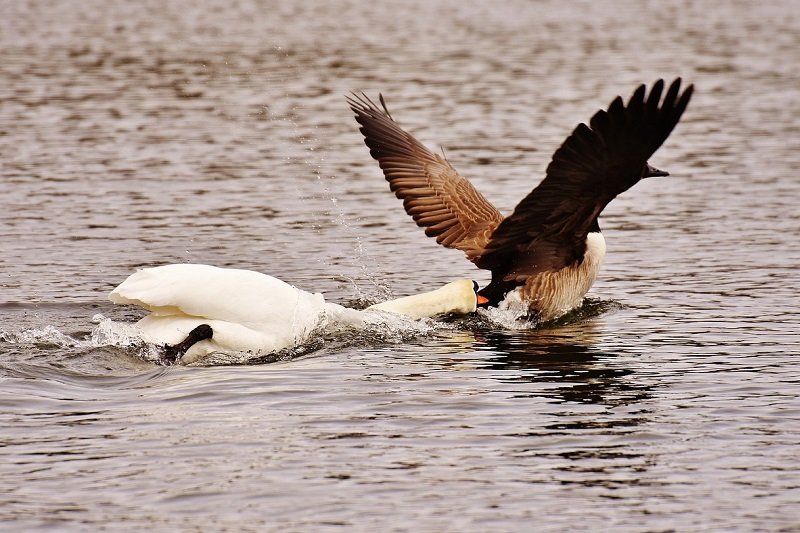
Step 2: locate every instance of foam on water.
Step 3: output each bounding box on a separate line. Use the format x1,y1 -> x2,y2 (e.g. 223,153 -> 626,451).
477,291 -> 624,330
79,309 -> 438,366
0,295 -> 619,368
1,324 -> 85,349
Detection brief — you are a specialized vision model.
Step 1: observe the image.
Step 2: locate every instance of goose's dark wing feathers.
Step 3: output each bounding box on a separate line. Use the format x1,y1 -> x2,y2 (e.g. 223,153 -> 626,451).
347,93 -> 504,261
348,79 -> 693,289
475,78 -> 694,281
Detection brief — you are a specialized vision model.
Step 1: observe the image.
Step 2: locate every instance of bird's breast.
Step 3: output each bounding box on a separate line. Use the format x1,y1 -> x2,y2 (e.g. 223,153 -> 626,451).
517,232 -> 606,321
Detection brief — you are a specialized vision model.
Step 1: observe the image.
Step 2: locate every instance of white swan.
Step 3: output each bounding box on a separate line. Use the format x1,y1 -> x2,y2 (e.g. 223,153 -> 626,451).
109,264 -> 482,363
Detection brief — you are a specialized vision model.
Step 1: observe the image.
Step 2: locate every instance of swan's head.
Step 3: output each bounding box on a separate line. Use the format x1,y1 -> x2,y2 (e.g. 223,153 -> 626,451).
366,279 -> 488,319
472,280 -> 491,308
435,279 -> 489,314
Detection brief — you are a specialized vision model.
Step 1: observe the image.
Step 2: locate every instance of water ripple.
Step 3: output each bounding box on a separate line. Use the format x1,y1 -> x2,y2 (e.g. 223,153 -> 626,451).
1,0 -> 799,530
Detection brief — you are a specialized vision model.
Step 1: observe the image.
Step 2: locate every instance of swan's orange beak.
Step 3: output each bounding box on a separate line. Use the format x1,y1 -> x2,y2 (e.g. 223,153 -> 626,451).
476,294 -> 490,306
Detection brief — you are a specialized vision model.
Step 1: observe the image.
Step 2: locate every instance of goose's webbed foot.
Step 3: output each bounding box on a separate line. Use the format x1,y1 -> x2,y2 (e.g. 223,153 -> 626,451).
161,324 -> 213,365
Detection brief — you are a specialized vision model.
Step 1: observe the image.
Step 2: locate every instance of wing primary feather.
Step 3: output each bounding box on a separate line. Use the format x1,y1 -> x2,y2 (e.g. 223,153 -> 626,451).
348,92 -> 504,264
476,78 -> 693,278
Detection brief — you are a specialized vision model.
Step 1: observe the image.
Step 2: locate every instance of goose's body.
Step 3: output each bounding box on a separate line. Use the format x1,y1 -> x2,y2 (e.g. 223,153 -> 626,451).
348,79 -> 693,321
506,231 -> 607,317
109,264 -> 479,363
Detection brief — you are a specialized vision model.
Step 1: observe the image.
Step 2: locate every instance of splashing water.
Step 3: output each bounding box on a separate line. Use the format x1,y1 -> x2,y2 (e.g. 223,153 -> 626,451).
82,309 -> 438,366
478,293 -> 625,330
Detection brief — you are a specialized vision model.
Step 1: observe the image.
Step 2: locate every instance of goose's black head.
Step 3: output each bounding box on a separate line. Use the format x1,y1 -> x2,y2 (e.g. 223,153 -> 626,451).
611,162 -> 671,200
618,162 -> 668,193
644,163 -> 669,178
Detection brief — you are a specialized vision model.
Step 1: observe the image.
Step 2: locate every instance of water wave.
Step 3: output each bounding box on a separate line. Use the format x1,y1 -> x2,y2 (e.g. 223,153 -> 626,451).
0,325 -> 86,349
86,310 -> 441,366
477,296 -> 624,330
0,296 -> 620,367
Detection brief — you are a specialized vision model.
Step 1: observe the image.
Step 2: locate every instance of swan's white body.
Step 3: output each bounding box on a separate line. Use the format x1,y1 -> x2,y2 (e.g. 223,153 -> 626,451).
109,264 -> 477,363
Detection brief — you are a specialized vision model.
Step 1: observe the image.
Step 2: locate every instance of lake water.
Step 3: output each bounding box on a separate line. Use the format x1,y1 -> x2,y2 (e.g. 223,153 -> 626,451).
2,0 -> 799,530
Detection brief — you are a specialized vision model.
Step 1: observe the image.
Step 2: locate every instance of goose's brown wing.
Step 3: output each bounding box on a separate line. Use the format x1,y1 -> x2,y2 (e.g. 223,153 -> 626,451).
476,78 -> 694,282
348,93 -> 503,262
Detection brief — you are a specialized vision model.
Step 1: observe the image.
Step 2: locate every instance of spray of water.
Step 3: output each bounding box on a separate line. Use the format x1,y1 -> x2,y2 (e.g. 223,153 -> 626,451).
276,101 -> 393,303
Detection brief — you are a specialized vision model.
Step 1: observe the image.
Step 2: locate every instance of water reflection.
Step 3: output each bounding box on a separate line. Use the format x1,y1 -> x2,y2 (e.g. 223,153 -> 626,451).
476,320 -> 658,491
475,318 -> 653,409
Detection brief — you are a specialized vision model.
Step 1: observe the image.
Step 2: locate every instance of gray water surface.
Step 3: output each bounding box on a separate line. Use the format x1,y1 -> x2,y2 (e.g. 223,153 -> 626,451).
2,0 -> 800,530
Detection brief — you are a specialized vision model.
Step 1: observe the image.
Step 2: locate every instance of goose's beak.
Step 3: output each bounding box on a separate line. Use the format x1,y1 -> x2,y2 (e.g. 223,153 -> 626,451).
645,164 -> 669,178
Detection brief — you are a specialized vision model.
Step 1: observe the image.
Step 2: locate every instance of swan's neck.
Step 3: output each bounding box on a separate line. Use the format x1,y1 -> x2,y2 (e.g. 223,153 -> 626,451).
366,279 -> 477,320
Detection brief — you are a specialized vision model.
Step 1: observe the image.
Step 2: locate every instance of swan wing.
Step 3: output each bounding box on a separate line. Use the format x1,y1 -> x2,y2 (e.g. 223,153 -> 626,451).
477,78 -> 694,280
348,93 -> 504,263
109,264 -> 325,326
135,315 -> 288,356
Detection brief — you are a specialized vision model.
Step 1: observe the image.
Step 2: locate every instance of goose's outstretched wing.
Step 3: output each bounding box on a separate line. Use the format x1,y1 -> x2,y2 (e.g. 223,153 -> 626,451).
348,93 -> 503,262
476,78 -> 694,281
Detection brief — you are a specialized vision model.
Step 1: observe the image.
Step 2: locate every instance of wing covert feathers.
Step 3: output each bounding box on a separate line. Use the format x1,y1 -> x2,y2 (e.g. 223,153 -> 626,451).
347,93 -> 503,261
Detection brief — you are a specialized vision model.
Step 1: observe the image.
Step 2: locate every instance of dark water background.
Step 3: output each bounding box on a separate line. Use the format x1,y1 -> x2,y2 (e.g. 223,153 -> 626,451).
2,0 -> 799,530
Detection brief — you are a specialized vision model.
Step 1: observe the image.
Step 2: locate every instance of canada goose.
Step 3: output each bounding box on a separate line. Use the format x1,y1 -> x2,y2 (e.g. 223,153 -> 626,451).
109,263 -> 484,363
348,78 -> 693,321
